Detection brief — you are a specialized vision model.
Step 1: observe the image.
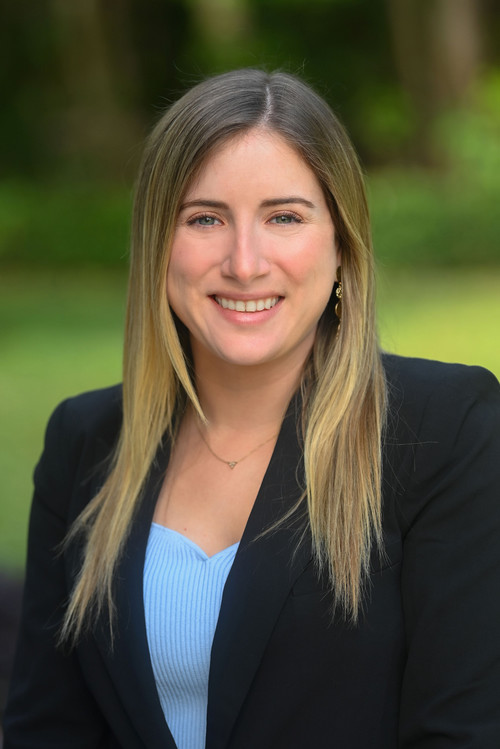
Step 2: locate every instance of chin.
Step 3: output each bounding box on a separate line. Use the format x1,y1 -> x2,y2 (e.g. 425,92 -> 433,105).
212,343 -> 282,368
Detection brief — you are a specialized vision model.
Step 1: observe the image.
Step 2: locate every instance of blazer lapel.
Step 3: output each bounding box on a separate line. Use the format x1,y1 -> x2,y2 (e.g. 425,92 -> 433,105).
206,397 -> 312,749
88,436 -> 177,749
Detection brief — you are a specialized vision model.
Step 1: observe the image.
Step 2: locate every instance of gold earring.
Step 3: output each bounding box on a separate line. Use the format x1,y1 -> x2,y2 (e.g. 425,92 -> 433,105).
335,266 -> 342,323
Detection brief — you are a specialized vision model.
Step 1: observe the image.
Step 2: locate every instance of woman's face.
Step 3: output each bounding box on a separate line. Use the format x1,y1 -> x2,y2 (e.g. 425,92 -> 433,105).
167,129 -> 339,373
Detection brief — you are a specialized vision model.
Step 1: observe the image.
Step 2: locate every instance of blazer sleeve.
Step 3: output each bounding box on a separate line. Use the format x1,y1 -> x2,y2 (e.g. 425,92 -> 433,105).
397,365 -> 500,747
3,400 -> 109,748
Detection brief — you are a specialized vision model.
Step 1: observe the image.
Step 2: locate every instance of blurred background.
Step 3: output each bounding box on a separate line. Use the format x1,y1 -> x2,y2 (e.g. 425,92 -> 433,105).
1,0 -> 499,575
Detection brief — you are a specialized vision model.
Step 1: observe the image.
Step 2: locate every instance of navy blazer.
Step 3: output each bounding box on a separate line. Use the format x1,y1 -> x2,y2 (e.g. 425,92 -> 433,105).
4,355 -> 500,748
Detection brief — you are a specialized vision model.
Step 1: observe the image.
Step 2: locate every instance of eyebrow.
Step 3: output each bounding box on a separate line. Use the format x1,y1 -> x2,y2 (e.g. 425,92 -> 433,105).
261,197 -> 315,209
180,199 -> 228,210
179,196 -> 316,211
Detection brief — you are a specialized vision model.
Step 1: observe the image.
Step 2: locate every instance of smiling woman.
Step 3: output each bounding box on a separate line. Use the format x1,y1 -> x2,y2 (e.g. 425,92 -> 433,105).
4,69 -> 500,749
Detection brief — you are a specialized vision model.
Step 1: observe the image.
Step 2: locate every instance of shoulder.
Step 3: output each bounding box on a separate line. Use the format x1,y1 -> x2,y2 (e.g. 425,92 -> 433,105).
381,355 -> 500,526
382,351 -> 499,397
382,353 -> 499,431
45,383 -> 123,446
34,385 -> 123,518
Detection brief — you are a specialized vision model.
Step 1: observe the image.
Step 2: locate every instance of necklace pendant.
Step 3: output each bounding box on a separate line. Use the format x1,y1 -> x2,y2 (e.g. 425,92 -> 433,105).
227,461 -> 237,469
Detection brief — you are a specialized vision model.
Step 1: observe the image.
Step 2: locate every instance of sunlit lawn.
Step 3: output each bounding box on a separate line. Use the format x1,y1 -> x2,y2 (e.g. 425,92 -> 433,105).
1,267 -> 499,571
377,266 -> 500,371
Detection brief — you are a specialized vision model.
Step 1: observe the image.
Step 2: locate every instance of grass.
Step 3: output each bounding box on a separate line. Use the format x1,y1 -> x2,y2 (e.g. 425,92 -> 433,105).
1,267 -> 499,572
377,266 -> 500,372
0,270 -> 126,570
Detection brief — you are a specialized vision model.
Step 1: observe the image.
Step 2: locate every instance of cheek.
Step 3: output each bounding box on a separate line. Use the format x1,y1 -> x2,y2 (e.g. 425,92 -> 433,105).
167,235 -> 214,286
165,249 -> 189,317
308,246 -> 337,316
165,261 -> 177,304
166,244 -> 194,294
295,238 -> 337,293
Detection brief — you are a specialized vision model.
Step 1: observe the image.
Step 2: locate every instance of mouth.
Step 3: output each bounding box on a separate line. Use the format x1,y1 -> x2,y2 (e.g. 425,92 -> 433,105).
213,295 -> 281,312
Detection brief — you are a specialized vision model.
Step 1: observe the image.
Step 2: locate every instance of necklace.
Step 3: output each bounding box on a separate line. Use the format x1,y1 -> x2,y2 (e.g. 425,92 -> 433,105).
196,421 -> 278,469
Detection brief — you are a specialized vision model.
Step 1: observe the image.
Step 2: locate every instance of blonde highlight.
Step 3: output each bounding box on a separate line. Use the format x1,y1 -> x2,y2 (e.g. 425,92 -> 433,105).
61,69 -> 387,642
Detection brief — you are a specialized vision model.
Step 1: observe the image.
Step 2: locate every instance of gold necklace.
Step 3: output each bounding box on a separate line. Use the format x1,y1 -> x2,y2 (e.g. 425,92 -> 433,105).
196,421 -> 278,469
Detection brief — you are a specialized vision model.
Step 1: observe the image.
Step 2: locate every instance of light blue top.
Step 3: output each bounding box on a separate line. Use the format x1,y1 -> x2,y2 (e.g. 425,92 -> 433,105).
143,522 -> 238,749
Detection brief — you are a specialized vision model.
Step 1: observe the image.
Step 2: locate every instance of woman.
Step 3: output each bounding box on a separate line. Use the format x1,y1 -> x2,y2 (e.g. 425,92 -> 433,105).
4,69 -> 500,748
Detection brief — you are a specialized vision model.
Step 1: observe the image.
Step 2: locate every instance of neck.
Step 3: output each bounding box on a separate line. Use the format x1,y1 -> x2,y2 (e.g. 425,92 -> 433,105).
192,354 -> 307,432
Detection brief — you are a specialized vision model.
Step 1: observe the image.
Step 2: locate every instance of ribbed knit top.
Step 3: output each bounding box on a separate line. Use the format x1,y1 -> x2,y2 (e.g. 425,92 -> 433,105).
143,522 -> 238,749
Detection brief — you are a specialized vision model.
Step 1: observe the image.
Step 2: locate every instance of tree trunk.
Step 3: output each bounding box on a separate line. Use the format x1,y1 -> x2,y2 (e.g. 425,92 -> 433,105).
387,0 -> 483,166
48,0 -> 142,177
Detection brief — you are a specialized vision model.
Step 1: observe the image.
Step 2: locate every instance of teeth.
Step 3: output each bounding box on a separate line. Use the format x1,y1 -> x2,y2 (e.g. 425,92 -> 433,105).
215,296 -> 279,313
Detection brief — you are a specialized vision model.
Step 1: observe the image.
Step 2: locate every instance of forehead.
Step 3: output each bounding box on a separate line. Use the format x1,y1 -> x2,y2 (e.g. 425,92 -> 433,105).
184,128 -> 322,197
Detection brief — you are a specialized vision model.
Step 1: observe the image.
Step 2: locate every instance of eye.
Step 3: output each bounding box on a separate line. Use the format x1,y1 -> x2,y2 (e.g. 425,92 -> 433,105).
269,212 -> 302,225
186,214 -> 222,227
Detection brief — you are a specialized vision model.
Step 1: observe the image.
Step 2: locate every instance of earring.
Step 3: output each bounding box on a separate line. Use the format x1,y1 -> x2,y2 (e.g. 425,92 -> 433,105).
335,266 -> 342,323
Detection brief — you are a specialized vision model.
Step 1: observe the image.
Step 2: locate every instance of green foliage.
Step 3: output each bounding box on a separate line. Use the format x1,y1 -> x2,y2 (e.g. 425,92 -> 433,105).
369,166 -> 499,267
370,88 -> 500,267
0,181 -> 132,266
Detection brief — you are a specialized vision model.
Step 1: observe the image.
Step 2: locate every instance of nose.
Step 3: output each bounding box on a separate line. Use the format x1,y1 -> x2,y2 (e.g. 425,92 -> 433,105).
221,224 -> 270,283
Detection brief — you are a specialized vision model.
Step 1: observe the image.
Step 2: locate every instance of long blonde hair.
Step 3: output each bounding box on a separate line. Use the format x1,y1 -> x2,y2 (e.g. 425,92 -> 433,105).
61,69 -> 386,642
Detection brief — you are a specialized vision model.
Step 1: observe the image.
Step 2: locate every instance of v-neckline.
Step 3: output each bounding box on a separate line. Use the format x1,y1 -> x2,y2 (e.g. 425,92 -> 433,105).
151,522 -> 239,561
